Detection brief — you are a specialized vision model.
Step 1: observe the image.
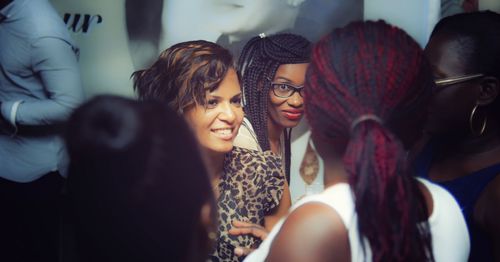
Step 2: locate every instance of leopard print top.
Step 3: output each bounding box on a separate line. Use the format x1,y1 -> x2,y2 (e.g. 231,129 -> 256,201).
209,147 -> 285,262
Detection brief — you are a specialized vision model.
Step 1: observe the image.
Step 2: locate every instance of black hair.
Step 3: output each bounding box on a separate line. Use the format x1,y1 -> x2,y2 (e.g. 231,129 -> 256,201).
65,95 -> 213,262
238,33 -> 311,182
431,11 -> 500,79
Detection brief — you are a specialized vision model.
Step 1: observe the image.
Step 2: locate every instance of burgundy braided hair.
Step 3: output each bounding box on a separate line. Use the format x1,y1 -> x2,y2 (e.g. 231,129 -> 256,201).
238,33 -> 311,182
305,21 -> 434,261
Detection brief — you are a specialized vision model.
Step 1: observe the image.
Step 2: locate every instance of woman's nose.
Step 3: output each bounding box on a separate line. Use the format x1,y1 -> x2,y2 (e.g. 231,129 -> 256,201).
288,91 -> 304,107
219,103 -> 236,123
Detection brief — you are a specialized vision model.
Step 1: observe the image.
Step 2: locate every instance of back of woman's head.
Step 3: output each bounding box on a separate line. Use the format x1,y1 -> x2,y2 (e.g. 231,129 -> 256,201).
237,33 -> 311,150
306,21 -> 434,261
430,11 -> 500,79
65,95 -> 213,261
132,40 -> 234,113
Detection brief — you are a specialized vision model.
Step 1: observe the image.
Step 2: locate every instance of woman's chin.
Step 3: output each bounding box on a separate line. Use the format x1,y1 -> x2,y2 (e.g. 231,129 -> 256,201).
281,119 -> 303,129
206,144 -> 234,155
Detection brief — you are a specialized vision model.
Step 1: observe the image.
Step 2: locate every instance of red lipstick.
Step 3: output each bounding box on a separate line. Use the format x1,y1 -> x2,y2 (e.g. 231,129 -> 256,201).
283,109 -> 303,121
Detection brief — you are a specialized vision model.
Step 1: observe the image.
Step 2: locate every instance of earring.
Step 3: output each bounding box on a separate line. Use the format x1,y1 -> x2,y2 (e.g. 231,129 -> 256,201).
469,104 -> 487,136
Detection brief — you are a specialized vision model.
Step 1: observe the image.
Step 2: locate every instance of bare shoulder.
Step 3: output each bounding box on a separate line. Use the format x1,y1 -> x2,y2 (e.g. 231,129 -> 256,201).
266,202 -> 350,262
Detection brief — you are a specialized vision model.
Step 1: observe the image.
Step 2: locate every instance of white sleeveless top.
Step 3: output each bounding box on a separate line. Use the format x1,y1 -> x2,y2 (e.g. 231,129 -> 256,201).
244,178 -> 470,262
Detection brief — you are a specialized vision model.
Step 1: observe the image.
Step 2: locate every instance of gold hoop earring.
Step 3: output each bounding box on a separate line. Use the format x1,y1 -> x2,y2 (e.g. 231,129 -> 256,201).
469,104 -> 487,136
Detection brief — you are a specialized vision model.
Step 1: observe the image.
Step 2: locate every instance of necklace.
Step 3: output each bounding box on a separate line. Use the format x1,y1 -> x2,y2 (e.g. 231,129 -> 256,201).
299,138 -> 319,185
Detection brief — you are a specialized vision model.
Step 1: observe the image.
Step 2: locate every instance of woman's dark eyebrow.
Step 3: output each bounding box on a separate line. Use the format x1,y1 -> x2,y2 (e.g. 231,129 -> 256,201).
273,76 -> 294,83
207,92 -> 242,99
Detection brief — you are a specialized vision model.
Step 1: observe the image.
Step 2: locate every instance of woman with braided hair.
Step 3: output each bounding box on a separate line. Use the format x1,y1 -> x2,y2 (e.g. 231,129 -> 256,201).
244,21 -> 470,262
234,32 -> 311,184
132,40 -> 289,262
416,11 -> 500,261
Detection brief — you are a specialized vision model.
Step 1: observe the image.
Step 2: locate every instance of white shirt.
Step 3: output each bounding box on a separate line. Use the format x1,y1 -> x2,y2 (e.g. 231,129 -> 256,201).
245,178 -> 470,262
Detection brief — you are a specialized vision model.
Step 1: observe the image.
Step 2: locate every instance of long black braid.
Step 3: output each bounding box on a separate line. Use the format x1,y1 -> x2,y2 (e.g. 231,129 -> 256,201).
238,33 -> 311,182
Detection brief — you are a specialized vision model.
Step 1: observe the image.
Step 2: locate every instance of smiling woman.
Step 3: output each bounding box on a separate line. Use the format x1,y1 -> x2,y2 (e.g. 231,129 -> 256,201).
267,63 -> 308,127
183,69 -> 243,154
131,40 -> 290,262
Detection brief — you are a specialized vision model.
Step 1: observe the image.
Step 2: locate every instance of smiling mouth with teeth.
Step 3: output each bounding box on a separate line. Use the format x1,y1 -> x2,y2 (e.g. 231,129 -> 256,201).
212,128 -> 234,140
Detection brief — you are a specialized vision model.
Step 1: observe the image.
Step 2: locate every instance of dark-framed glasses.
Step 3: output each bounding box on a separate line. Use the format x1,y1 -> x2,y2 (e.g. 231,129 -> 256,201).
271,82 -> 304,98
434,73 -> 484,87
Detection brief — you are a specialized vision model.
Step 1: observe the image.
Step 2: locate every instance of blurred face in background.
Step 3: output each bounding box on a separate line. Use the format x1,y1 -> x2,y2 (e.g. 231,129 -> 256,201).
184,69 -> 244,154
205,0 -> 303,39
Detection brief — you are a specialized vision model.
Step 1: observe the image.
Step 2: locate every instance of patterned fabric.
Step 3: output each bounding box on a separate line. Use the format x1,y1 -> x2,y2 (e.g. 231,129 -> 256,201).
299,138 -> 319,185
209,147 -> 285,262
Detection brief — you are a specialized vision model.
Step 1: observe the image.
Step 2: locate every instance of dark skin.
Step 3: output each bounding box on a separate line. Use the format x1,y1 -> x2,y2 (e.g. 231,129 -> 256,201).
266,145 -> 352,262
424,33 -> 500,261
228,64 -> 307,256
267,132 -> 434,262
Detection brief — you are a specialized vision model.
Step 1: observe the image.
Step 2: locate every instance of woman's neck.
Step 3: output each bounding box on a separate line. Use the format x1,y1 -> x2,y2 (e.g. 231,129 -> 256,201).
267,117 -> 284,154
323,154 -> 349,188
204,150 -> 226,179
439,120 -> 500,157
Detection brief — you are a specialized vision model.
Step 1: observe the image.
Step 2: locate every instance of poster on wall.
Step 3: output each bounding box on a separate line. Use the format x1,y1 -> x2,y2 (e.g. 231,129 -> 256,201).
49,0 -> 363,97
441,0 -> 478,17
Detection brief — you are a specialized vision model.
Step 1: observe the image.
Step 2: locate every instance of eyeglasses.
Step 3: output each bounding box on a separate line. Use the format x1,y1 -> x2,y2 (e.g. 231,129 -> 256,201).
434,73 -> 484,87
270,82 -> 304,98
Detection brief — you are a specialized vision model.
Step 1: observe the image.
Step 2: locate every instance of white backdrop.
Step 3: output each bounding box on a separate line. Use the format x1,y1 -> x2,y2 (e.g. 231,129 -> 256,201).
48,0 -> 497,99
49,0 -> 363,98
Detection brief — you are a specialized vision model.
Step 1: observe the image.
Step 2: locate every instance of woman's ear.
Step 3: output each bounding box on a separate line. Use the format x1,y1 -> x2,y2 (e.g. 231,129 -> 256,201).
477,76 -> 500,106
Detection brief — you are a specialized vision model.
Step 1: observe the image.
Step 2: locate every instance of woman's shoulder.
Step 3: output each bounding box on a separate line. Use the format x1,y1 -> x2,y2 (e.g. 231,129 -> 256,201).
226,147 -> 284,185
224,147 -> 286,213
415,178 -> 471,261
416,177 -> 464,219
264,192 -> 351,262
229,146 -> 282,169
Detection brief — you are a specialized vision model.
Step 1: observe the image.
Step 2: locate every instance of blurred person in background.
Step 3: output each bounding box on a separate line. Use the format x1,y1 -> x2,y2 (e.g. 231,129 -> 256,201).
0,0 -> 83,260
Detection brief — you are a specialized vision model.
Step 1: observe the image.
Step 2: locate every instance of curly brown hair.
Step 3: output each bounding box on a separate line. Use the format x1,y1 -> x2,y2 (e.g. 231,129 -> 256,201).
132,40 -> 234,113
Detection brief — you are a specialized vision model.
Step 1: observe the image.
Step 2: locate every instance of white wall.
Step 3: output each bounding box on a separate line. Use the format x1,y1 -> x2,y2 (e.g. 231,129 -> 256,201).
49,0 -> 497,98
364,0 -> 441,47
50,0 -> 135,98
